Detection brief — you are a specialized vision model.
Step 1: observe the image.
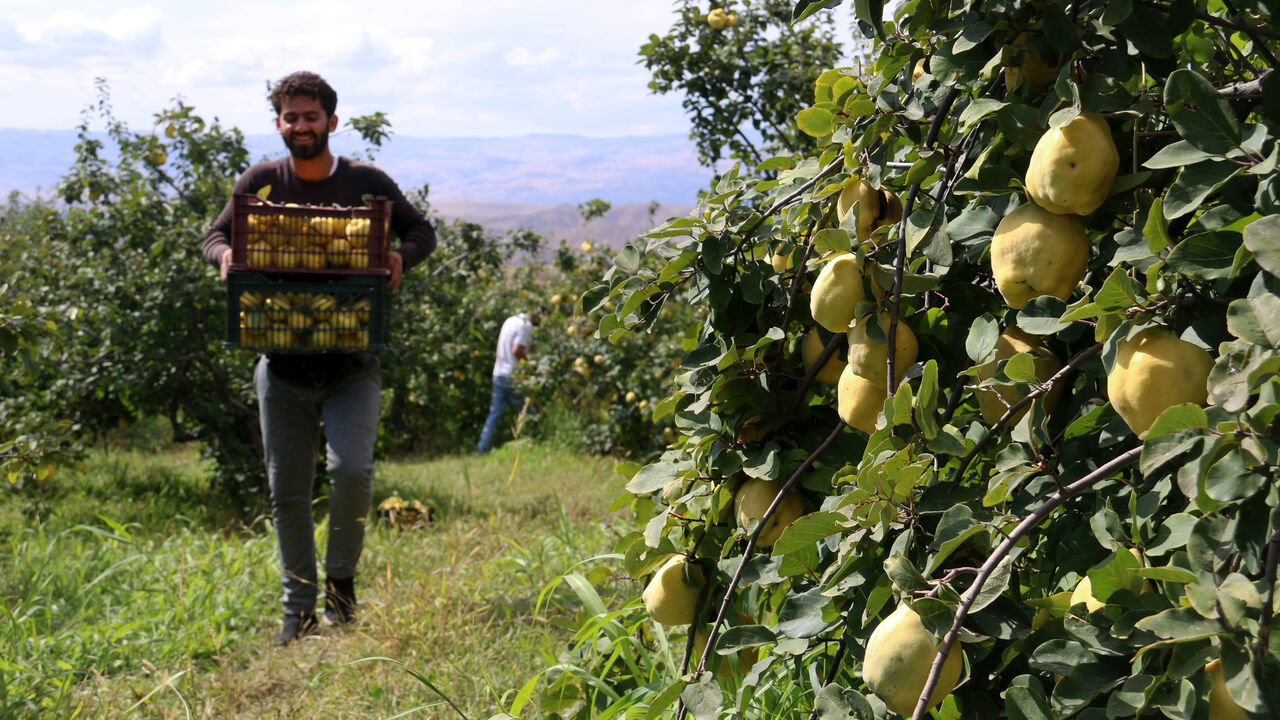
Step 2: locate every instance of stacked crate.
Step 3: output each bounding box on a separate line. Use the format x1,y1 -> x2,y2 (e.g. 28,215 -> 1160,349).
225,194 -> 392,352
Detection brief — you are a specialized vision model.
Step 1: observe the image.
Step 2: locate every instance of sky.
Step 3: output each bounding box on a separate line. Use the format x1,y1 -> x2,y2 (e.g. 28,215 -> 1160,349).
0,1 -> 699,139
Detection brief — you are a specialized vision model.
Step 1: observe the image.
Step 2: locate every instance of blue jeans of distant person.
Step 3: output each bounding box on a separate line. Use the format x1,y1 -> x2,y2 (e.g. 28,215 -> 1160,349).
254,354 -> 381,616
477,375 -> 523,453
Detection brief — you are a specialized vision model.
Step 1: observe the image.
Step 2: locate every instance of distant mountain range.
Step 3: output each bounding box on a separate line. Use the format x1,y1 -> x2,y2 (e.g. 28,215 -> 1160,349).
0,128 -> 708,249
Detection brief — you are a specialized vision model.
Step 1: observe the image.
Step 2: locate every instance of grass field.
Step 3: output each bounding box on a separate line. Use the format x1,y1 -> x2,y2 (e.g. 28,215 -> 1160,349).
1,435 -> 640,718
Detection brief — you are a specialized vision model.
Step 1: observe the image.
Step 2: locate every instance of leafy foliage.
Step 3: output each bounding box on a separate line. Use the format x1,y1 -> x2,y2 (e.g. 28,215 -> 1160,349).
510,0 -> 1280,718
640,0 -> 849,166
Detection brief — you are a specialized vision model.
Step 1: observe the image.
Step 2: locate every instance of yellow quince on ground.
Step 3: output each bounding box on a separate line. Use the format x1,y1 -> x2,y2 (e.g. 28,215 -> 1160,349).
990,203 -> 1089,309
863,603 -> 965,717
1107,327 -> 1214,437
1026,112 -> 1119,216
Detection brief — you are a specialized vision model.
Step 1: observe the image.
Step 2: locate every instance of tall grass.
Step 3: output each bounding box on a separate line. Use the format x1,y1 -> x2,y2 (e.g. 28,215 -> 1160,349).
0,437 -> 637,718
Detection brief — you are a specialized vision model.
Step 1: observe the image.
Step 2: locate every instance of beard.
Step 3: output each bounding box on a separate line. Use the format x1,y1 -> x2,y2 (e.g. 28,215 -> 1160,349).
283,125 -> 330,160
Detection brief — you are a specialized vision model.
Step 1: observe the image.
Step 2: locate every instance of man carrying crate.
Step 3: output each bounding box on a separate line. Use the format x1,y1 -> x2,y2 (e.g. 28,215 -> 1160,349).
202,71 -> 436,646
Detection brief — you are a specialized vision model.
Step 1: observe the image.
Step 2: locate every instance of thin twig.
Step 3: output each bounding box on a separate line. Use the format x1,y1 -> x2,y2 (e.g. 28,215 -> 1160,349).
738,155 -> 847,252
694,422 -> 846,677
951,342 -> 1102,481
888,87 -> 961,393
907,446 -> 1143,720
1256,527 -> 1280,656
1139,0 -> 1280,40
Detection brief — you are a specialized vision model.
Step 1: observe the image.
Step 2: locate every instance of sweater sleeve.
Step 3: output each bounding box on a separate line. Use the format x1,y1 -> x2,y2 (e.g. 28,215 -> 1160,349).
202,171 -> 260,269
381,176 -> 437,270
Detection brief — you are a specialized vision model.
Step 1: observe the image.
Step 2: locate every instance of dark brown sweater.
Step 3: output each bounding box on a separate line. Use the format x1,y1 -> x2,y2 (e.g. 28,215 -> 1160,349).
203,155 -> 436,269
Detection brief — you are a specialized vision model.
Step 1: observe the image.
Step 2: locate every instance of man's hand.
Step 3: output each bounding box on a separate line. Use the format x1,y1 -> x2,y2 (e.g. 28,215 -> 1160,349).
388,250 -> 404,291
219,248 -> 232,282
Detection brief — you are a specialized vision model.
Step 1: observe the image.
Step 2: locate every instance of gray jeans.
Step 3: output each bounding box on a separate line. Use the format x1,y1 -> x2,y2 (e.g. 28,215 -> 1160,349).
254,354 -> 381,615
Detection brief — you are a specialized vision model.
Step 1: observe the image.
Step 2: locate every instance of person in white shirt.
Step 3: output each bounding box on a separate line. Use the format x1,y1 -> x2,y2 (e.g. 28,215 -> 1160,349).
476,310 -> 542,453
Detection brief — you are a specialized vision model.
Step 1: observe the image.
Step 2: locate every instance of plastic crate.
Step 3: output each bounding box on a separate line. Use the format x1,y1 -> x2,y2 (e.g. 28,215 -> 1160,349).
228,194 -> 392,275
225,271 -> 390,353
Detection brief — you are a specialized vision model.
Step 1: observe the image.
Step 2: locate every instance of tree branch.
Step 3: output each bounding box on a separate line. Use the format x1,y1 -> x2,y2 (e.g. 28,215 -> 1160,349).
888,86 -> 961,394
694,421 -> 846,677
738,155 -> 846,253
907,446 -> 1143,720
951,342 -> 1102,481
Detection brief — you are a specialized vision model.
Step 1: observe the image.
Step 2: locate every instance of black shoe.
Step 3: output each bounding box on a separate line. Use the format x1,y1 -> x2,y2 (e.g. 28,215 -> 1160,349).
323,576 -> 357,627
273,611 -> 318,646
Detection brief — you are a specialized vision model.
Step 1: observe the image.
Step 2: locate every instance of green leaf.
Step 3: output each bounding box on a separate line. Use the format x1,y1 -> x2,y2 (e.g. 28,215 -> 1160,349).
1144,199 -> 1171,252
959,99 -> 1007,132
814,683 -> 876,720
681,675 -> 724,720
773,511 -> 846,554
1006,685 -> 1055,720
1164,161 -> 1242,219
627,463 -> 680,494
1135,607 -> 1223,640
646,681 -> 687,720
928,504 -> 984,573
966,315 -> 1000,362
1017,296 -> 1070,335
1226,294 -> 1280,347
814,228 -> 853,254
718,624 -> 778,651
778,586 -> 834,638
885,551 -> 931,593
1143,140 -> 1216,169
1165,231 -> 1244,280
797,107 -> 836,138
1242,214 -> 1280,277
1165,69 -> 1243,155
1144,404 -> 1210,439
1137,566 -> 1197,583
1095,266 -> 1140,312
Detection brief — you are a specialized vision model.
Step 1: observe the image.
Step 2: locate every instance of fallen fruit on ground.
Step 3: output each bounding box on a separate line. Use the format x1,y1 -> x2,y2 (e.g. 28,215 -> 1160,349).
642,555 -> 703,626
1026,112 -> 1119,216
810,253 -> 867,333
975,327 -> 1063,424
734,477 -> 804,548
863,603 -> 965,717
1107,327 -> 1214,437
990,203 -> 1088,309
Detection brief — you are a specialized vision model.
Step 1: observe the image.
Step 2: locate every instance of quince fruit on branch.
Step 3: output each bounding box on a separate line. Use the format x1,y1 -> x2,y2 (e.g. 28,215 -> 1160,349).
1107,327 -> 1214,437
837,179 -> 903,240
641,555 -> 703,626
809,253 -> 867,333
838,365 -> 887,434
1003,33 -> 1059,91
1026,112 -> 1119,216
734,477 -> 804,548
974,327 -> 1063,425
1205,659 -> 1250,720
707,8 -> 729,29
802,330 -> 845,385
991,203 -> 1088,309
847,312 -> 918,388
863,603 -> 965,717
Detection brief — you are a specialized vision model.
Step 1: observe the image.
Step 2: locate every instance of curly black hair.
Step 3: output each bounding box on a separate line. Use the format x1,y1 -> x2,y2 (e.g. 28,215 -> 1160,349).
268,71 -> 337,116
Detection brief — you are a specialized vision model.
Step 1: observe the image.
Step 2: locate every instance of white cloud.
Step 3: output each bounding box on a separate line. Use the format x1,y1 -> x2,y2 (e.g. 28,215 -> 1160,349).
505,46 -> 559,67
0,0 -> 697,138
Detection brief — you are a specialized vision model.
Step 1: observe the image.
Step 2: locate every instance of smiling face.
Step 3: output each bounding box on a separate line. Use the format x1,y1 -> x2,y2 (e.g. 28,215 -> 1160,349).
275,95 -> 337,161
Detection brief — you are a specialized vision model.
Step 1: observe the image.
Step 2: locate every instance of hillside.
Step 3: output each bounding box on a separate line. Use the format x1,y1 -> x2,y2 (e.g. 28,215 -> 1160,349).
0,129 -> 712,207
430,200 -> 695,252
